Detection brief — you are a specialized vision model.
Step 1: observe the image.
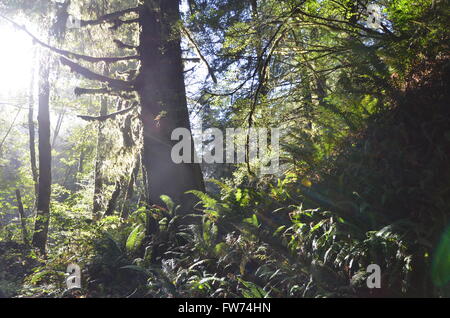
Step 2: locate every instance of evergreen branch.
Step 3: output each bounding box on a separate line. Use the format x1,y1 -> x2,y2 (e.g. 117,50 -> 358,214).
0,14 -> 140,63
61,57 -> 134,90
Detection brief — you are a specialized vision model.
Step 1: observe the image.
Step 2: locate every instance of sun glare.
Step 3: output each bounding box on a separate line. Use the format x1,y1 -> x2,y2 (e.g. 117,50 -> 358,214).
0,24 -> 33,97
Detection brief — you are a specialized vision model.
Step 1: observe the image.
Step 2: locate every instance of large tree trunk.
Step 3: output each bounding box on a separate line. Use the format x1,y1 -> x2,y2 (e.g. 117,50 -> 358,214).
32,51 -> 52,254
137,0 -> 204,212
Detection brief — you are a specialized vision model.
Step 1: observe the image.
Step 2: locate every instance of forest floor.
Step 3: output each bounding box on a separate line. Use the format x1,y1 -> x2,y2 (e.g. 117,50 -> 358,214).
0,242 -> 35,297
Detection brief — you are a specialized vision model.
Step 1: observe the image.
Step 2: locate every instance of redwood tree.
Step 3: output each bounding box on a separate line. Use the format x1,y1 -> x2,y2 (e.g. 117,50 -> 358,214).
137,0 -> 204,210
58,0 -> 204,214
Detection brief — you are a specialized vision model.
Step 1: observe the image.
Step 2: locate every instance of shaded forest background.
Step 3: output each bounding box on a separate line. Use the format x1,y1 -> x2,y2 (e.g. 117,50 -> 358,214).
0,0 -> 449,298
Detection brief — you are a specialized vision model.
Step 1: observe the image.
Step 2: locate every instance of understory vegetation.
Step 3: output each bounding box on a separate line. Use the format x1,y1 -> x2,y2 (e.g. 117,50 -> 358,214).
0,0 -> 449,298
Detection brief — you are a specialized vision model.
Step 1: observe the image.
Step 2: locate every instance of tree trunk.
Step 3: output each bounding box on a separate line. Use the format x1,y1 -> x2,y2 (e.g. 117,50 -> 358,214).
15,189 -> 29,246
92,91 -> 109,220
51,107 -> 65,149
32,51 -> 52,255
250,0 -> 269,97
121,154 -> 140,219
137,0 -> 204,212
104,181 -> 121,217
28,47 -> 39,202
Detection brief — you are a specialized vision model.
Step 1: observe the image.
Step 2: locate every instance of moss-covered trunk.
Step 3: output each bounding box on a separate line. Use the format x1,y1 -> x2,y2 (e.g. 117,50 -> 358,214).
137,0 -> 204,212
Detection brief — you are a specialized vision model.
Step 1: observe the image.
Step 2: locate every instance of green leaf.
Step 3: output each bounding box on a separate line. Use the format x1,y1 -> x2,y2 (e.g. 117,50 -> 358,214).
126,224 -> 146,252
160,195 -> 175,214
243,214 -> 259,227
187,190 -> 218,209
237,278 -> 269,298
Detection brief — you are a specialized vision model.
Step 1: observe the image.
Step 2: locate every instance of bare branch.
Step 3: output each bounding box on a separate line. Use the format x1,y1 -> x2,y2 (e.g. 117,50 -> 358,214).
74,88 -> 136,99
181,25 -> 217,84
78,103 -> 138,122
113,39 -> 138,51
182,57 -> 201,63
0,108 -> 21,153
74,87 -> 109,96
80,7 -> 140,27
109,18 -> 140,31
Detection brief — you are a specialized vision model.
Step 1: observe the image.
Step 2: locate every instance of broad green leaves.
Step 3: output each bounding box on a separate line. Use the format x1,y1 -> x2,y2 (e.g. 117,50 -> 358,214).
126,224 -> 145,252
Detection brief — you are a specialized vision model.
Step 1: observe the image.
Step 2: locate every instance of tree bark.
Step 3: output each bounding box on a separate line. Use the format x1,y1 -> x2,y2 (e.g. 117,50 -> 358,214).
15,189 -> 29,246
28,47 -> 39,201
51,107 -> 65,149
137,0 -> 204,213
121,154 -> 140,219
32,50 -> 52,255
104,181 -> 121,217
92,94 -> 109,220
